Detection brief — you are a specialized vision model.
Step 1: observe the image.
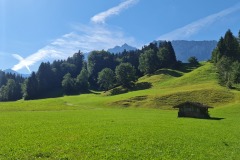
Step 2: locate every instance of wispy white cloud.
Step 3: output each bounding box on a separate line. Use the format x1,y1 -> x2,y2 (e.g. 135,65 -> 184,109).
12,0 -> 139,73
158,3 -> 240,40
91,0 -> 138,24
12,54 -> 31,73
12,25 -> 137,72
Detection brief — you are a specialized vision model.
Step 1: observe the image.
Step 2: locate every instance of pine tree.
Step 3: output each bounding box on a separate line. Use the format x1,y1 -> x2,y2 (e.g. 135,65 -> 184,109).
224,29 -> 239,60
238,30 -> 240,43
3,79 -> 22,101
24,72 -> 39,100
0,71 -> 7,87
139,49 -> 159,74
87,50 -> 116,88
231,61 -> 240,84
67,51 -> 84,77
188,56 -> 199,66
158,41 -> 177,68
37,62 -> 55,94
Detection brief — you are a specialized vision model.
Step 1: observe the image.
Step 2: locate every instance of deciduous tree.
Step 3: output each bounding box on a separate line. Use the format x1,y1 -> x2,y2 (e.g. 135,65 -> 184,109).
98,68 -> 115,91
76,68 -> 89,93
115,63 -> 136,87
62,73 -> 75,95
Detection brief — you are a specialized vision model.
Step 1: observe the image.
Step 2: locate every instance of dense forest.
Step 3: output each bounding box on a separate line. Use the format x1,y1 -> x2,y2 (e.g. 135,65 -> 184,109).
0,71 -> 25,101
0,41 -> 178,101
211,29 -> 240,88
0,29 -> 240,101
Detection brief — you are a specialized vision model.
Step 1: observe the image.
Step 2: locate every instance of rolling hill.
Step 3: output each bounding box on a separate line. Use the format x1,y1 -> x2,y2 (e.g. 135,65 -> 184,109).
0,62 -> 235,111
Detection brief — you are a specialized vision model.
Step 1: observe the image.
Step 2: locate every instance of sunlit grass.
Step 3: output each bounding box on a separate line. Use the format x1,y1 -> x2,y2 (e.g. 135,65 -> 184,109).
0,62 -> 240,159
0,107 -> 239,159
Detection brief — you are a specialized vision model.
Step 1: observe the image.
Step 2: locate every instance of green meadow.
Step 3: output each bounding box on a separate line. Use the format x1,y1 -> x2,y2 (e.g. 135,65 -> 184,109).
0,62 -> 240,159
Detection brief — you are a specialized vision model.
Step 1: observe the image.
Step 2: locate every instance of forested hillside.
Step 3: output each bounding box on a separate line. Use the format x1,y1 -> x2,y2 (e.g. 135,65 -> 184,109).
0,71 -> 24,101
0,29 -> 239,102
211,29 -> 240,88
0,41 -> 178,101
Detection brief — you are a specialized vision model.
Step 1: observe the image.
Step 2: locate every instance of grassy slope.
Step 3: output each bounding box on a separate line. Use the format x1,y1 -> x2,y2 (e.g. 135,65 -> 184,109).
110,62 -> 236,108
0,62 -> 240,159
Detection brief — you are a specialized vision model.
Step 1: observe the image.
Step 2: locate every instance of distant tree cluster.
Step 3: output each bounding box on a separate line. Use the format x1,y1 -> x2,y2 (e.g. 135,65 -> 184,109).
0,41 -> 178,101
188,56 -> 199,66
23,51 -> 87,99
139,41 -> 177,74
90,41 -> 177,90
211,29 -> 240,88
0,71 -> 24,101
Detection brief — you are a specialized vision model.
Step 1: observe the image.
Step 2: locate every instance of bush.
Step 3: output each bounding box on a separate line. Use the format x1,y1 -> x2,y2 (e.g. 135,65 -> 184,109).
188,56 -> 199,66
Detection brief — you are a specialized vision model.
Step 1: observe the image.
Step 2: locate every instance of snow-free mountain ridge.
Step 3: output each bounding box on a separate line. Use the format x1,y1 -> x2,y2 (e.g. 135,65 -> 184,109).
108,43 -> 138,54
171,40 -> 217,62
108,41 -> 217,62
4,69 -> 30,78
152,40 -> 217,62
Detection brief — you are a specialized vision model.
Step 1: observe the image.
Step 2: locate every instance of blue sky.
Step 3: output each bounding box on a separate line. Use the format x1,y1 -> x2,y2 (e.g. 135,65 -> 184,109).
1,0 -> 240,73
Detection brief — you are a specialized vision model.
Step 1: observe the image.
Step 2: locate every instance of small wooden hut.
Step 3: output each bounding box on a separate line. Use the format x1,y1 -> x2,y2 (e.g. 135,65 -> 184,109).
173,101 -> 213,118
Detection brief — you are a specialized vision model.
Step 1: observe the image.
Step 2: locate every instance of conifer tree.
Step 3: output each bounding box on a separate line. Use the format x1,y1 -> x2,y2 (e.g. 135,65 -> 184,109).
24,72 -> 39,100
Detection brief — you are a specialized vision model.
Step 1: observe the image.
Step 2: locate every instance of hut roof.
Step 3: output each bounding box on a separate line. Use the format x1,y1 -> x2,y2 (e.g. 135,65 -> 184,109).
173,101 -> 213,109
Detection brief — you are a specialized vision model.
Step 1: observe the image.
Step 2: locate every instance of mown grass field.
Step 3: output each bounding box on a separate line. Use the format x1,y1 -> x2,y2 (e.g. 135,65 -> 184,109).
0,62 -> 240,159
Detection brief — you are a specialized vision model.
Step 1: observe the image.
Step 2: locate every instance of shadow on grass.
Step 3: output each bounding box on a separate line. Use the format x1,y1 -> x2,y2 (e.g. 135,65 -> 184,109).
207,117 -> 225,120
230,85 -> 240,91
104,82 -> 152,96
37,89 -> 64,99
153,63 -> 202,78
177,116 -> 225,120
131,82 -> 152,91
155,69 -> 182,77
177,63 -> 202,73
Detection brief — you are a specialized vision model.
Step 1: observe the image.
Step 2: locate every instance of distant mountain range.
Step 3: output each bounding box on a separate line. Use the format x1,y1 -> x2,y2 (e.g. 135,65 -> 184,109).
4,69 -> 30,78
170,40 -> 217,62
107,40 -> 217,62
107,43 -> 137,53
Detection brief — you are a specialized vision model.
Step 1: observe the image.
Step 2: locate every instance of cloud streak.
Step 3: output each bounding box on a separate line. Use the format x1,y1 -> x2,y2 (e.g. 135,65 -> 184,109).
12,0 -> 139,73
12,54 -> 31,73
158,3 -> 240,40
12,25 -> 136,72
91,0 -> 138,24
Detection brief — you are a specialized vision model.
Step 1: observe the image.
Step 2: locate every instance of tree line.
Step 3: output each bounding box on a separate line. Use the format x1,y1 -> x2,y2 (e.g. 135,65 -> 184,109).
211,29 -> 240,88
6,29 -> 236,102
0,41 -> 178,101
3,28 -> 240,102
0,71 -> 25,101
